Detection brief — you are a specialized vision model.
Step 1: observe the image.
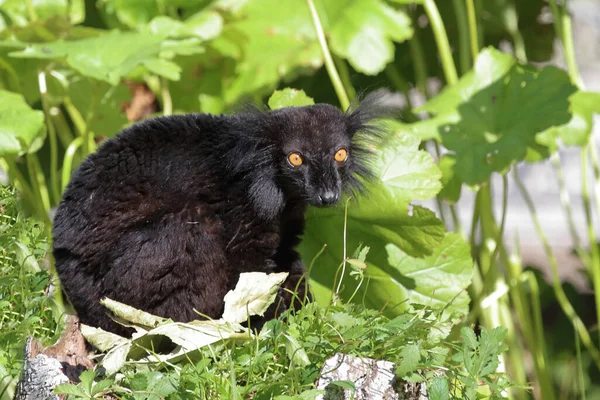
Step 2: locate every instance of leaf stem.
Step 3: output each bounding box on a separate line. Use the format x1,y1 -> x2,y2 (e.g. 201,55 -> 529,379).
335,197 -> 352,298
161,78 -> 173,116
333,55 -> 356,102
513,166 -> 600,369
26,153 -> 51,226
451,0 -> 471,74
504,3 -> 526,63
408,23 -> 429,97
465,0 -> 479,60
581,146 -> 600,346
422,0 -> 459,85
61,137 -> 83,192
306,0 -> 350,110
550,152 -> 584,255
549,0 -> 583,86
38,71 -> 61,204
25,0 -> 38,22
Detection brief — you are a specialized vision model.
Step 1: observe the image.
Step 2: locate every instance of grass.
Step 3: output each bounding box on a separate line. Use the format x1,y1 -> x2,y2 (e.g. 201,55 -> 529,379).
0,185 -> 62,400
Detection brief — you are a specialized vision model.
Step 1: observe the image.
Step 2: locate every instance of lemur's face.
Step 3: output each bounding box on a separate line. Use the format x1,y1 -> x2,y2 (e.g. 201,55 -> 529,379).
273,104 -> 359,207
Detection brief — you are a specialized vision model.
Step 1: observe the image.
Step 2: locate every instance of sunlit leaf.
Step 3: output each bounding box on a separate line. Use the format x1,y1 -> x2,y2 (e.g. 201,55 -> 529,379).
324,0 -> 413,75
0,90 -> 46,157
9,31 -> 204,85
222,272 -> 288,324
410,47 -> 575,185
268,88 -> 315,110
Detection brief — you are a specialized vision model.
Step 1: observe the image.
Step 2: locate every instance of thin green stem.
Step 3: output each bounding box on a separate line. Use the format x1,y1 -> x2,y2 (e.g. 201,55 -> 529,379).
408,13 -> 429,97
589,143 -> 600,240
489,175 -> 508,271
61,137 -> 83,192
52,108 -> 75,149
26,154 -> 51,226
521,270 -> 554,400
452,0 -> 471,75
25,0 -> 38,21
82,85 -> 98,156
575,323 -> 587,400
335,197 -> 352,298
423,0 -> 459,85
63,96 -> 86,136
513,166 -> 600,369
549,0 -> 584,87
504,3 -> 526,62
581,146 -> 600,346
551,152 -> 583,253
38,71 -> 61,204
465,0 -> 479,61
306,0 -> 350,110
333,55 -> 356,102
161,78 -> 173,116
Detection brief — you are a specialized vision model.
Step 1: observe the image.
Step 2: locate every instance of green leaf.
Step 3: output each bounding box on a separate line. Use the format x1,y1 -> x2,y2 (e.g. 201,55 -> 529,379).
9,31 -> 204,85
225,0 -> 321,103
396,343 -> 421,376
536,91 -> 600,153
0,90 -> 46,157
268,88 -> 315,110
429,377 -> 450,400
438,154 -> 462,204
411,47 -> 575,185
301,133 -> 455,315
324,0 -> 413,75
458,326 -> 508,379
283,333 -> 311,367
415,48 -> 515,118
54,383 -> 88,397
384,233 -> 472,316
148,11 -> 223,41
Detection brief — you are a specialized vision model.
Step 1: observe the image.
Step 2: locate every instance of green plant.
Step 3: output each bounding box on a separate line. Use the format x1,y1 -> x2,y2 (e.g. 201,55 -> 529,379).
1,0 -> 599,398
0,186 -> 61,400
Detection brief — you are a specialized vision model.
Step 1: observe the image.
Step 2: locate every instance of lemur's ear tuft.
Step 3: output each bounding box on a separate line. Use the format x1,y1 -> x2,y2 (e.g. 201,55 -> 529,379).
344,89 -> 401,139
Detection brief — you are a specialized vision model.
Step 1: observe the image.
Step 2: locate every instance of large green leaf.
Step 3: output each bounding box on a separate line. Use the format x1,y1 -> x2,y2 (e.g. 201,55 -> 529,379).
225,0 -> 322,103
8,31 -> 204,85
323,0 -> 413,75
300,132 -> 454,315
0,90 -> 46,157
410,47 -> 575,186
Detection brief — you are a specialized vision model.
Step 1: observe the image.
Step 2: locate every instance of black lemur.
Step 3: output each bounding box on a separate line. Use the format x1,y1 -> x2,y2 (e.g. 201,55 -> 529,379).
52,92 -> 392,336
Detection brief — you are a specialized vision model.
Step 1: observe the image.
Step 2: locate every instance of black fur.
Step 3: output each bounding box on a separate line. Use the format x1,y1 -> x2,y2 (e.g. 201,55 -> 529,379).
52,92 -> 394,336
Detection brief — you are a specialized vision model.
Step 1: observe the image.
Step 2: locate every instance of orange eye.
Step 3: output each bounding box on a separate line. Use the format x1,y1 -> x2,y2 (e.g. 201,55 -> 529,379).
288,152 -> 303,167
334,148 -> 348,163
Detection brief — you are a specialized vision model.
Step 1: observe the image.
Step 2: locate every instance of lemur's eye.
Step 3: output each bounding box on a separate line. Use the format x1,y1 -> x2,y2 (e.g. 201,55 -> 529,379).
334,148 -> 348,163
288,152 -> 303,167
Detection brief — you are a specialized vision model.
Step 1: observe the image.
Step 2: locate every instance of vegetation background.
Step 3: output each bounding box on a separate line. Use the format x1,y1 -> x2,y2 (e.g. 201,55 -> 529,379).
0,0 -> 599,399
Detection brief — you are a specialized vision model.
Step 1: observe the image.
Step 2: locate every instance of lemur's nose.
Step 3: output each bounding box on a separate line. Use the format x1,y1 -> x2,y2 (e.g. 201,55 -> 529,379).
319,191 -> 339,205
